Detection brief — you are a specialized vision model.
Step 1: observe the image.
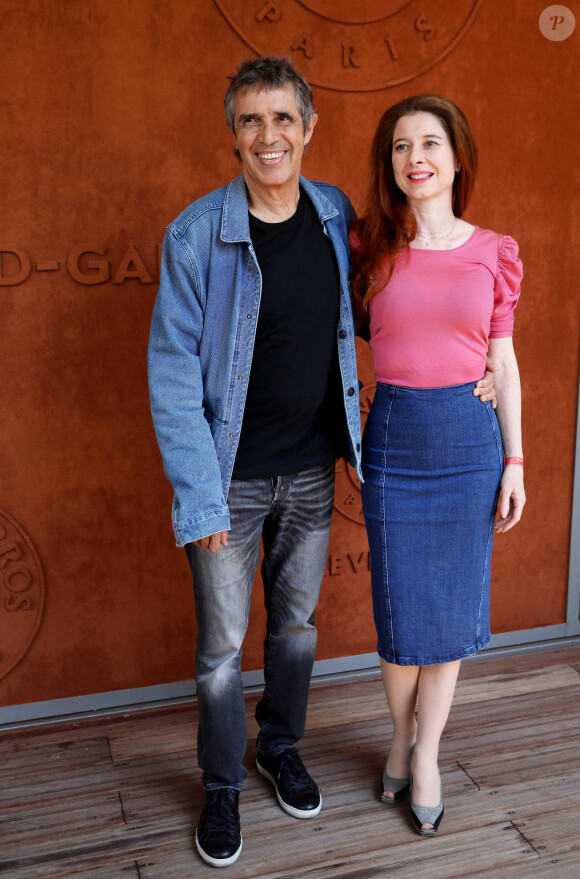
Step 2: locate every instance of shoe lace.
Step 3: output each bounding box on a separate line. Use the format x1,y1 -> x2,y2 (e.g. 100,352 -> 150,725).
278,749 -> 316,794
205,789 -> 239,835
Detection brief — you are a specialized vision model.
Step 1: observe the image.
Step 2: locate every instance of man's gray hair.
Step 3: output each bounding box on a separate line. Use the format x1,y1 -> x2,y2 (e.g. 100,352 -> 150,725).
224,56 -> 315,133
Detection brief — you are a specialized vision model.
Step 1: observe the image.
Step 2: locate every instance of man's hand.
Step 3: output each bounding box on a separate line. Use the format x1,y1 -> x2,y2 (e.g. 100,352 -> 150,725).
194,531 -> 229,553
473,361 -> 497,409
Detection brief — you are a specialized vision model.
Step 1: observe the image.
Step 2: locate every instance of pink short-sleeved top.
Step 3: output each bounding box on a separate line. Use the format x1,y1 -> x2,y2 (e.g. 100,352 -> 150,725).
366,227 -> 522,388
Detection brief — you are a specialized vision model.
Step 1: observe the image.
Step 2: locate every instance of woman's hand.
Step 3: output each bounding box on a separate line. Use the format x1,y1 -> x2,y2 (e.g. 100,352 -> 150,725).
495,464 -> 526,532
473,361 -> 498,408
486,337 -> 525,533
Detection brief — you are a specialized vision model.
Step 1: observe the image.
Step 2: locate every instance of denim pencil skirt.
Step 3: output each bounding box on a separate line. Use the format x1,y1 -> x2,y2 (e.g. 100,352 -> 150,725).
361,381 -> 504,667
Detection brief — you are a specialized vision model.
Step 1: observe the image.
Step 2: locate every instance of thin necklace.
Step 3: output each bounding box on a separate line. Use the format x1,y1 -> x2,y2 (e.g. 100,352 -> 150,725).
414,216 -> 458,247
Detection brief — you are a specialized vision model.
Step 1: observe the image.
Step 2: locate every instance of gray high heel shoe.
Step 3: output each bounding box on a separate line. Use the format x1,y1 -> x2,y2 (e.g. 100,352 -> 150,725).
410,794 -> 444,836
380,766 -> 410,805
409,750 -> 444,836
380,745 -> 413,805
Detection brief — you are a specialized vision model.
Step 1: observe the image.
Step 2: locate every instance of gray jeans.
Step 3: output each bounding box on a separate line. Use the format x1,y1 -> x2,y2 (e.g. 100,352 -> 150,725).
185,462 -> 335,790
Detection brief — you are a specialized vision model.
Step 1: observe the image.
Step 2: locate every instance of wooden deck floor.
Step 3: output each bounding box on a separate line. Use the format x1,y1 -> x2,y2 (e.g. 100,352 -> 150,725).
1,646 -> 580,878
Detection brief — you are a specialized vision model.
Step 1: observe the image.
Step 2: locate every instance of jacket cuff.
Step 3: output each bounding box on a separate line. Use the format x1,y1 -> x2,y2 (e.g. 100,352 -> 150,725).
173,510 -> 231,547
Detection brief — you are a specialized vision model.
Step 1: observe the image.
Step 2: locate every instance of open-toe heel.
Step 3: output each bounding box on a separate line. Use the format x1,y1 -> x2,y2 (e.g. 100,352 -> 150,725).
410,795 -> 444,836
409,749 -> 444,836
380,767 -> 410,805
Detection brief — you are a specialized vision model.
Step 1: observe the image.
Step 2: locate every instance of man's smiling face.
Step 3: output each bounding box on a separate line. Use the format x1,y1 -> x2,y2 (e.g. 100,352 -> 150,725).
233,85 -> 317,198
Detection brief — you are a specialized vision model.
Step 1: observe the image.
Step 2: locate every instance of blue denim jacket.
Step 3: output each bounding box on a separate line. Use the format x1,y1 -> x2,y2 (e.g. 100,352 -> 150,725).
148,173 -> 362,546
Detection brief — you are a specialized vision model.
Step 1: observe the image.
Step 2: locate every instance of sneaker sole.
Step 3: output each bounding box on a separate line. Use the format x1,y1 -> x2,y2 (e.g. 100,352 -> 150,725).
256,759 -> 322,819
195,830 -> 242,867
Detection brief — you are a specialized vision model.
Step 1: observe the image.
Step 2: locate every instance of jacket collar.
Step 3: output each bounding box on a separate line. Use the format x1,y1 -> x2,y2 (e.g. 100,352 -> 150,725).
299,175 -> 339,223
220,174 -> 251,243
220,173 -> 339,243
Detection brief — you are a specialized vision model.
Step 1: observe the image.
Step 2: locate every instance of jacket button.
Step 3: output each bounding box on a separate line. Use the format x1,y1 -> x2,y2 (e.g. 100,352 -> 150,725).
237,375 -> 242,380
228,433 -> 234,437
338,329 -> 347,339
247,314 -> 252,319
347,387 -> 355,396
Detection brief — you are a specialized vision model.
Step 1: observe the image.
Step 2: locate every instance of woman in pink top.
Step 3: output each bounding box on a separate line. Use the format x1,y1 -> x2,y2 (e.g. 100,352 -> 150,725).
350,95 -> 525,836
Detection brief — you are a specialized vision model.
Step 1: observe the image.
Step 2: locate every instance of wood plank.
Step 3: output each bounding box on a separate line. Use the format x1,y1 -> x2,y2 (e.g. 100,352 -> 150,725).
0,790 -> 126,862
107,710 -> 197,762
1,647 -> 580,878
135,823 -> 538,879
304,663 -> 580,731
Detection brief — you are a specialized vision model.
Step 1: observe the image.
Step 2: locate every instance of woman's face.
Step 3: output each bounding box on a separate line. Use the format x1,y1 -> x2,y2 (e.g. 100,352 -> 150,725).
391,112 -> 459,207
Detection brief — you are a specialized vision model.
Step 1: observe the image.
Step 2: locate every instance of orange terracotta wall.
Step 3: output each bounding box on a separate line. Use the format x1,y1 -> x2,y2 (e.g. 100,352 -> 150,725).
0,0 -> 578,705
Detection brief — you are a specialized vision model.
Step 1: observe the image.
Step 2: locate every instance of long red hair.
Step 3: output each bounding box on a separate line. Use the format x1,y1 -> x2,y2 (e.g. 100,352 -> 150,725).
350,95 -> 478,320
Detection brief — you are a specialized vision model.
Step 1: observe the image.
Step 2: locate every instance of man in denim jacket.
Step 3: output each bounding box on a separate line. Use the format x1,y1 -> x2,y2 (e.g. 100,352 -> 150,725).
148,56 -> 362,868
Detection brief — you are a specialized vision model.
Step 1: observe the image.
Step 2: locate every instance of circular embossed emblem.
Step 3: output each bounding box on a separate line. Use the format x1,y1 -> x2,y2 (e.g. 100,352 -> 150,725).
334,382 -> 375,524
214,0 -> 484,91
0,509 -> 46,681
538,5 -> 576,41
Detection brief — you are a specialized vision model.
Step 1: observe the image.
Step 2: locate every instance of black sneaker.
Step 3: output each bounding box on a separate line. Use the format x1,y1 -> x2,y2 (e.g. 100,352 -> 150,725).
195,788 -> 242,868
256,747 -> 322,818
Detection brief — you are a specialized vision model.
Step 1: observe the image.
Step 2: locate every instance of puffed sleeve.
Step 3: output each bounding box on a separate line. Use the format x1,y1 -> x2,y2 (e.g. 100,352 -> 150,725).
489,235 -> 523,338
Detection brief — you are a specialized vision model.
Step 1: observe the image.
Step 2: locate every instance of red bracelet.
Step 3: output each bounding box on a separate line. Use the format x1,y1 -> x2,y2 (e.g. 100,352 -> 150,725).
505,456 -> 524,466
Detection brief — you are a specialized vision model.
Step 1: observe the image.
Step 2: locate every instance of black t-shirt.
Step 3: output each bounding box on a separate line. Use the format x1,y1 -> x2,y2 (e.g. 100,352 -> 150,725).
232,190 -> 347,478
